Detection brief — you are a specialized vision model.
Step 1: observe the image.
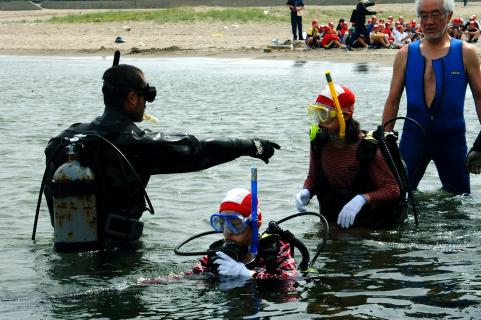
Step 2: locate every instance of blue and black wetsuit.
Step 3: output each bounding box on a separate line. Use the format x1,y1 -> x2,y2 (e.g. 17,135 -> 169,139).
401,38 -> 469,194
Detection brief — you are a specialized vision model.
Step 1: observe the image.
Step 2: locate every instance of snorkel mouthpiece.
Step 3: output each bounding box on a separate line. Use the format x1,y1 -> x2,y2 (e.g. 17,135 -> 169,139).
325,71 -> 346,139
310,124 -> 319,141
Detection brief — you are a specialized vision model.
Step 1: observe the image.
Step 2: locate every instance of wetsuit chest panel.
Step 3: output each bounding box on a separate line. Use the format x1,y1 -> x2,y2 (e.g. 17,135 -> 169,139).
405,38 -> 467,137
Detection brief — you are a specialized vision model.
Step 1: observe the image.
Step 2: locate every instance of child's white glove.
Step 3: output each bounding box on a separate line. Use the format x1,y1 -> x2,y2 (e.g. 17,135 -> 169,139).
214,252 -> 255,278
295,189 -> 310,212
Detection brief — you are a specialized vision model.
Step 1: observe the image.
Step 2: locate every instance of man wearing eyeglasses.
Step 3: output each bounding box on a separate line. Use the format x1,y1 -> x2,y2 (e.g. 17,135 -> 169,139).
382,0 -> 481,195
43,64 -> 280,250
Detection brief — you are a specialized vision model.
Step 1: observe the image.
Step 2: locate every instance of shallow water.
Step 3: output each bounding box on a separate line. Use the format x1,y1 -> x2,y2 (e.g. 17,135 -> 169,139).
0,55 -> 480,319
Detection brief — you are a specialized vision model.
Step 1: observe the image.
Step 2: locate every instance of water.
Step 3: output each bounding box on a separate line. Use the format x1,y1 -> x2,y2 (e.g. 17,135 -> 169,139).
1,55 -> 480,319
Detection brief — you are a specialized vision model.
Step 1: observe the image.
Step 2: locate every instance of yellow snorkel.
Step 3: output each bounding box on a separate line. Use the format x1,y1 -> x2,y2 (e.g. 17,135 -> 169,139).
325,71 -> 346,139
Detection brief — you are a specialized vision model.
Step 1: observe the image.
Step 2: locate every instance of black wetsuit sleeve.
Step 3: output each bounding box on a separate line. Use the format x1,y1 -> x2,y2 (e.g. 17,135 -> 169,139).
357,3 -> 376,18
120,130 -> 256,175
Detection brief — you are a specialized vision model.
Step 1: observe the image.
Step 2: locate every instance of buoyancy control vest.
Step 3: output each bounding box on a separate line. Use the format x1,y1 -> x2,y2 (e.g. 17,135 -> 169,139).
310,128 -> 409,228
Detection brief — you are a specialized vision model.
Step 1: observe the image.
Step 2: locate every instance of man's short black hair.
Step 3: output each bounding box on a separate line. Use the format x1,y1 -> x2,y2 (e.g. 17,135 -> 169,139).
102,64 -> 144,108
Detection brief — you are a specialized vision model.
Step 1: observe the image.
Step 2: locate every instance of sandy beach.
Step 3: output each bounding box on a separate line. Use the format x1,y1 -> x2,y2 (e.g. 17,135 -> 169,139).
1,3 -> 481,64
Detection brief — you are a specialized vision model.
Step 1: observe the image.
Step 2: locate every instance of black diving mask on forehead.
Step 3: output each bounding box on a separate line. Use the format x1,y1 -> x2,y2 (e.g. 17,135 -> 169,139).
104,80 -> 157,103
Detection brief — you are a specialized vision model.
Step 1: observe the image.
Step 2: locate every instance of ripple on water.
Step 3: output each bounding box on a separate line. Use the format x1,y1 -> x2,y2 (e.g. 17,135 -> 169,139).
1,56 -> 481,319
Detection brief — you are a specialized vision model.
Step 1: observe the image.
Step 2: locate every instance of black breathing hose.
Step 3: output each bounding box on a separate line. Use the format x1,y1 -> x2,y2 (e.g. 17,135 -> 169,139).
276,211 -> 329,267
173,230 -> 218,256
377,116 -> 423,226
32,141 -> 68,240
174,212 -> 329,270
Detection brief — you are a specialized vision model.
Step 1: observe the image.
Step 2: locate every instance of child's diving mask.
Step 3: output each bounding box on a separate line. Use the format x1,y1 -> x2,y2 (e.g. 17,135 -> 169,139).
210,213 -> 251,235
307,104 -> 337,124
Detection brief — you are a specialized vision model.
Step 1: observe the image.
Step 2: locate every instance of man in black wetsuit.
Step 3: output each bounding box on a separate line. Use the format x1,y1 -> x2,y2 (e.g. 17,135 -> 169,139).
44,64 -> 280,249
350,0 -> 379,48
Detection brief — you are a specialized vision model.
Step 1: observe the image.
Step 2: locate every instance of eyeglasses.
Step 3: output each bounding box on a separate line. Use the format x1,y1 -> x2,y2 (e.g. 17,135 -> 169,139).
419,10 -> 445,22
307,104 -> 337,124
210,213 -> 251,235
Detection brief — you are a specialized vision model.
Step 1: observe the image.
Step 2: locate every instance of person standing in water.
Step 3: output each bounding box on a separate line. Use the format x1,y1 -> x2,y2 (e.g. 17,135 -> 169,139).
382,0 -> 481,194
295,84 -> 403,229
43,64 -> 280,250
192,188 -> 298,279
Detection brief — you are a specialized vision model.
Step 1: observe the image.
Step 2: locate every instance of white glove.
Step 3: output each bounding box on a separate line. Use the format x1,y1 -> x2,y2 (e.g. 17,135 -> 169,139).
295,189 -> 310,212
337,195 -> 367,229
465,150 -> 481,174
214,251 -> 255,278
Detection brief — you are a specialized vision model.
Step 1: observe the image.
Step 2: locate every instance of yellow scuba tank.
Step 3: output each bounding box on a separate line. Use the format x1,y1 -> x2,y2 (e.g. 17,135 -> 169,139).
51,142 -> 98,252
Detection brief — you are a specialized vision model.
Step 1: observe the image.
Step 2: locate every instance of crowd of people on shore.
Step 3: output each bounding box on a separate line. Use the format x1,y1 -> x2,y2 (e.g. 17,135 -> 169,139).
302,14 -> 480,50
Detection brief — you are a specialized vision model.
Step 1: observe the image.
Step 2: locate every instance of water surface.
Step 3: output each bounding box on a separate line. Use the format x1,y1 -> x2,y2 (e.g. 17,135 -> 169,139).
0,56 -> 480,319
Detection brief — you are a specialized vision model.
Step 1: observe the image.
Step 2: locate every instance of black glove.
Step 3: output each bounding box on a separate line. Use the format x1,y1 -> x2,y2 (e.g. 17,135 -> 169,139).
248,138 -> 281,164
465,150 -> 481,174
473,130 -> 481,152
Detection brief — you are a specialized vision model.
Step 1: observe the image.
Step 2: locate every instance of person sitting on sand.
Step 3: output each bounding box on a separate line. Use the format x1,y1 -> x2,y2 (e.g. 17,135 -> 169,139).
370,24 -> 391,48
321,26 -> 346,49
381,22 -> 395,45
448,17 -> 464,40
392,24 -> 411,49
464,21 -> 480,43
305,20 -> 323,48
338,22 -> 350,44
350,30 -> 369,48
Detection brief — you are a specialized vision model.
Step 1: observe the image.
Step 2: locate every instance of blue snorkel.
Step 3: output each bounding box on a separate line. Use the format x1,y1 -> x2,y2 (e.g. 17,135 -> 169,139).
249,167 -> 258,259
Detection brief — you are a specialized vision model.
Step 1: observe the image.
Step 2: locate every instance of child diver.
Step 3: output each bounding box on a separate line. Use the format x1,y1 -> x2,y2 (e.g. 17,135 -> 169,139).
192,188 -> 298,279
295,84 -> 404,229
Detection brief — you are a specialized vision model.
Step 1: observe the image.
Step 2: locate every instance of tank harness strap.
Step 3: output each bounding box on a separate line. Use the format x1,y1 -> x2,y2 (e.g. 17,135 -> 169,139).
352,134 -> 378,192
310,134 -> 329,197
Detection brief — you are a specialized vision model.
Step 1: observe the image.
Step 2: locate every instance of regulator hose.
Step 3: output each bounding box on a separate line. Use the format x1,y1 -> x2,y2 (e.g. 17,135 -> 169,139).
276,211 -> 329,267
174,230 -> 218,256
32,140 -> 68,240
174,212 -> 329,270
375,116 -> 423,225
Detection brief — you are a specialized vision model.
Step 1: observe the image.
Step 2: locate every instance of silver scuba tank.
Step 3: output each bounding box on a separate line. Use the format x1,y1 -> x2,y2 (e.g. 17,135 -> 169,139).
52,143 -> 98,252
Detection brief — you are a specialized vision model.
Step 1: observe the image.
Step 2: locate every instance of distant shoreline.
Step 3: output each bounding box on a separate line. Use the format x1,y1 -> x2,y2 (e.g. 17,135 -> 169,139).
1,3 -> 480,64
